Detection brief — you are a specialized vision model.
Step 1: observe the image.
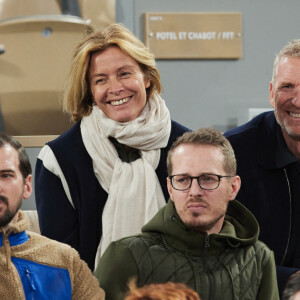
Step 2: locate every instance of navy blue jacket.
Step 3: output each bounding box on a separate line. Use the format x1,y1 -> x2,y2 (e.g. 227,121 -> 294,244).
35,120 -> 190,270
225,111 -> 299,295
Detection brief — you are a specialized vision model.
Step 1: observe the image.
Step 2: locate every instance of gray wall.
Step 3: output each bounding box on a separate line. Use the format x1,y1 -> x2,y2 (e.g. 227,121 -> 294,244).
24,0 -> 300,209
22,148 -> 39,210
117,0 -> 300,131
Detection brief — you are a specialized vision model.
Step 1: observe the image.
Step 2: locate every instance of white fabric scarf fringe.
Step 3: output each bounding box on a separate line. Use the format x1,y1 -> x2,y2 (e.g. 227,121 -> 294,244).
81,93 -> 171,269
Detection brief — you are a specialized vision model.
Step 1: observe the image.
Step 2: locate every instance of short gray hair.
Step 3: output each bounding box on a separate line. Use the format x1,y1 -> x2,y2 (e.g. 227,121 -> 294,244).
272,39 -> 300,84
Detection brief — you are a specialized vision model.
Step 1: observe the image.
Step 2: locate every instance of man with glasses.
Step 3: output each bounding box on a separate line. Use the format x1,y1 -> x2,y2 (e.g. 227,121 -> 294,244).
95,128 -> 279,300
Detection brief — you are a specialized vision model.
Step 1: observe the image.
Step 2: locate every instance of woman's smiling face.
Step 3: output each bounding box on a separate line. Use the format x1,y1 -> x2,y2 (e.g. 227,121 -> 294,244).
89,46 -> 150,122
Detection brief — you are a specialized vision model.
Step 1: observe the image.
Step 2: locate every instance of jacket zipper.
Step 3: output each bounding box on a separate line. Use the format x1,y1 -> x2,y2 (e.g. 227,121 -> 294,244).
203,234 -> 210,271
25,268 -> 36,300
280,168 -> 292,265
203,235 -> 215,300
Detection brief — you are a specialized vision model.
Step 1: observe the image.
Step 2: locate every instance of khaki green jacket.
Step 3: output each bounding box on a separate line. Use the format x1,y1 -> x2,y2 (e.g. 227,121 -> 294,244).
96,200 -> 279,300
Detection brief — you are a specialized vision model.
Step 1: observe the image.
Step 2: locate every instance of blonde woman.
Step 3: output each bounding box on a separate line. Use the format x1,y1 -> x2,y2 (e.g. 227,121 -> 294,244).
35,23 -> 190,270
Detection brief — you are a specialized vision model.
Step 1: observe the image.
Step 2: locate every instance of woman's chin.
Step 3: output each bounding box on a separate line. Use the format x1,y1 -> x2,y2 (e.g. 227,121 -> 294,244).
105,108 -> 140,123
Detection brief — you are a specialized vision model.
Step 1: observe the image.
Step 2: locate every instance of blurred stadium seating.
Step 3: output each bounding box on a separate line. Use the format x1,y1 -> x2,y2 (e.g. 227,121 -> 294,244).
0,14 -> 93,136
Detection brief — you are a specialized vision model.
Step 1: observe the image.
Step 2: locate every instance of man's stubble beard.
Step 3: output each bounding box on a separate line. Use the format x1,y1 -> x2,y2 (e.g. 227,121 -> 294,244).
184,199 -> 227,233
274,106 -> 300,141
0,195 -> 22,228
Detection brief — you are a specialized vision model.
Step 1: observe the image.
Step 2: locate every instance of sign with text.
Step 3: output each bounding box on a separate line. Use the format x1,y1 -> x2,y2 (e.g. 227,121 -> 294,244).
144,12 -> 242,59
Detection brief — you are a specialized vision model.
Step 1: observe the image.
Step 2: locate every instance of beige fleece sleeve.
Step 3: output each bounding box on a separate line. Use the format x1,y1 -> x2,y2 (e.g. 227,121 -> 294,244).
69,248 -> 105,300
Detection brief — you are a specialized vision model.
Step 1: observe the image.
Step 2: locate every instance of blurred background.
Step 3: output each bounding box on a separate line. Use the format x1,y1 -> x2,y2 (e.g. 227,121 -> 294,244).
0,0 -> 298,209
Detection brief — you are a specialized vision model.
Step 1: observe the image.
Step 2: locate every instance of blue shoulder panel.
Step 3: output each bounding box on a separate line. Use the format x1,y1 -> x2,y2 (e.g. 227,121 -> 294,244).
11,257 -> 72,300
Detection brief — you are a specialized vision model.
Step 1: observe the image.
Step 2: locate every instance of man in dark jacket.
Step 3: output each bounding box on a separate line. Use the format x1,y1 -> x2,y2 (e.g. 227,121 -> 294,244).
95,128 -> 279,300
225,39 -> 300,296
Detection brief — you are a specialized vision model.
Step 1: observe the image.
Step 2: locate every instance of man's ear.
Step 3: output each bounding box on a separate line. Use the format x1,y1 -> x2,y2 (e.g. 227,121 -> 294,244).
167,177 -> 174,201
23,175 -> 32,199
269,81 -> 275,108
228,175 -> 241,201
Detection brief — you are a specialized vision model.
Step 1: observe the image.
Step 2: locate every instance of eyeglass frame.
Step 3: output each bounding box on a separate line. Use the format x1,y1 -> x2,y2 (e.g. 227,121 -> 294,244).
168,173 -> 234,191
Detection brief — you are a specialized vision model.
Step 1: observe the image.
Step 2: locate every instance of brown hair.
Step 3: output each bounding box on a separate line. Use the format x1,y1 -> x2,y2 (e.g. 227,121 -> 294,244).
282,271 -> 300,300
0,133 -> 31,180
124,280 -> 201,300
63,23 -> 161,121
167,128 -> 236,176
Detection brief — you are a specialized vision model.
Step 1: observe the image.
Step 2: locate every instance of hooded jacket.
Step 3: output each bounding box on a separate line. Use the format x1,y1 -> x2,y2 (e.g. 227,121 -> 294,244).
0,211 -> 104,300
95,200 -> 279,300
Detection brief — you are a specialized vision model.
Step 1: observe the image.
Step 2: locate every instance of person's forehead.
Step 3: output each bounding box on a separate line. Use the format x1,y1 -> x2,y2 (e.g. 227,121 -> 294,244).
89,46 -> 141,76
277,56 -> 300,76
91,46 -> 136,65
0,144 -> 19,170
172,144 -> 224,169
174,143 -> 222,156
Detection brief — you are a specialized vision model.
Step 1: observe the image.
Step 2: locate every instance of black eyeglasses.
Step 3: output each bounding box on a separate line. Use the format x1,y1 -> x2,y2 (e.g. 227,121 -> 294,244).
168,173 -> 234,191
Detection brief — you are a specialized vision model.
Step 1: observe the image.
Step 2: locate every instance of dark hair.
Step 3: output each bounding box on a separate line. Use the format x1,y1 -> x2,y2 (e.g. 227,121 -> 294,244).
0,133 -> 32,179
283,271 -> 300,300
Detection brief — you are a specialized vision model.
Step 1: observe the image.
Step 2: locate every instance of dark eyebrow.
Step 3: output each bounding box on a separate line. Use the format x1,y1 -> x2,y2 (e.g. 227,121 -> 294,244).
174,173 -> 214,176
0,169 -> 15,174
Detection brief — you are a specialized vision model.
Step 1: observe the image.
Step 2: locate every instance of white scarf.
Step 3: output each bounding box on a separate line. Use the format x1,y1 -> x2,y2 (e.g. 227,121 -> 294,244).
81,93 -> 171,269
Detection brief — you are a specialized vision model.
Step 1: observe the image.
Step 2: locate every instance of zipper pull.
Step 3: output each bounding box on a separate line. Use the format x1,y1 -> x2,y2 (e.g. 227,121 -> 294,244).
205,234 -> 210,248
25,268 -> 37,291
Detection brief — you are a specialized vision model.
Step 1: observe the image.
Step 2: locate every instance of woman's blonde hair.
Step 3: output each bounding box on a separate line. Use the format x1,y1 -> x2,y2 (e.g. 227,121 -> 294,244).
124,280 -> 201,300
63,23 -> 161,121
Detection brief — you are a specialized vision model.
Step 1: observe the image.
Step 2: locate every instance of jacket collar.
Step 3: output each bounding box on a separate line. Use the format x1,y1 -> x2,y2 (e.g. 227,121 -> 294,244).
258,112 -> 297,169
142,199 -> 259,255
0,210 -> 29,247
0,231 -> 28,247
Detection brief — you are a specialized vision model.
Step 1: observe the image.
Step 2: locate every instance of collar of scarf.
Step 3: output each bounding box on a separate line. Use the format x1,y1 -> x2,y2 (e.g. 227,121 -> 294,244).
81,93 -> 171,269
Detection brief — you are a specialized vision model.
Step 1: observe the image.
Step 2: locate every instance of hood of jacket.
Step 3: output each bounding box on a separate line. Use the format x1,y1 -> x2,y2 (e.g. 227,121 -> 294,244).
0,210 -> 30,270
141,199 -> 259,256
